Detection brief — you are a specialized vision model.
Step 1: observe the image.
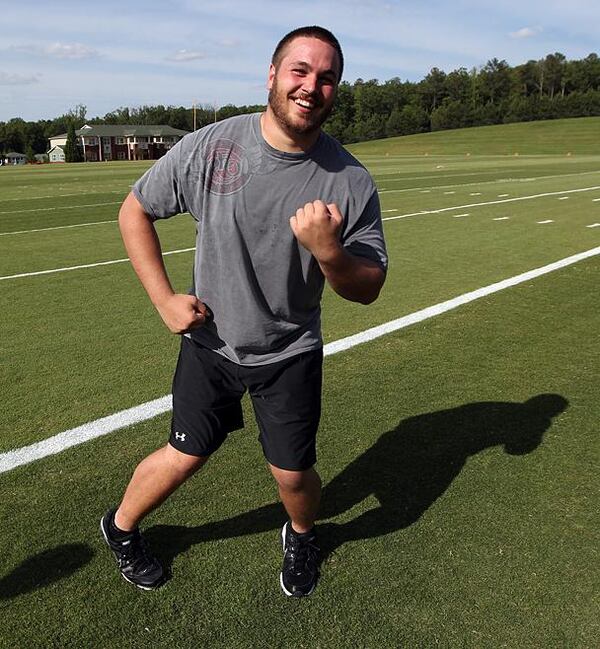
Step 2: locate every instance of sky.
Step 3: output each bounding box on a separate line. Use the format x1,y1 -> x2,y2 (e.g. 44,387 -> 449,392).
1,0 -> 599,122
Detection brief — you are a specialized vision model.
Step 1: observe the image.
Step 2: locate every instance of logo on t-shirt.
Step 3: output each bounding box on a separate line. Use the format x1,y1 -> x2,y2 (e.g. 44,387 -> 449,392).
205,139 -> 252,195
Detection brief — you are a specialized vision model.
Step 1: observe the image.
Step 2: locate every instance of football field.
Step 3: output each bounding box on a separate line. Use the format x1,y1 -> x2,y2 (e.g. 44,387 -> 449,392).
1,122 -> 599,647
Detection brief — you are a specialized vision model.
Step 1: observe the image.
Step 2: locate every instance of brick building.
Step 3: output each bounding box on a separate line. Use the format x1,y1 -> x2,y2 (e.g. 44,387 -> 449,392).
47,124 -> 189,162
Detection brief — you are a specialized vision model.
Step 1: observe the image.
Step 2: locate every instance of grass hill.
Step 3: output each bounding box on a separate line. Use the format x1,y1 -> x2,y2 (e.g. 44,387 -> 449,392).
347,116 -> 600,156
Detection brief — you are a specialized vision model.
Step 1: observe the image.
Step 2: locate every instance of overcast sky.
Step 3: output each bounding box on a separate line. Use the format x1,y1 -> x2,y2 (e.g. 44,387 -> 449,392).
1,0 -> 599,122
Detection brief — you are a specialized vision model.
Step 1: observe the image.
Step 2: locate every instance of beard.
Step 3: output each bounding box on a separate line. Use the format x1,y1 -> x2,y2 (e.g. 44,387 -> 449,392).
268,76 -> 334,137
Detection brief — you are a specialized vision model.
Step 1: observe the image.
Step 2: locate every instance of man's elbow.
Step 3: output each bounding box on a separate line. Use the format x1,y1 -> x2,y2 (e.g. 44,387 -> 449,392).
119,191 -> 151,231
356,269 -> 386,305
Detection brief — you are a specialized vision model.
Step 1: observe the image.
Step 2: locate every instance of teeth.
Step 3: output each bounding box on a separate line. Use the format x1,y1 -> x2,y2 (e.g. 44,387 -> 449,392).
295,98 -> 313,108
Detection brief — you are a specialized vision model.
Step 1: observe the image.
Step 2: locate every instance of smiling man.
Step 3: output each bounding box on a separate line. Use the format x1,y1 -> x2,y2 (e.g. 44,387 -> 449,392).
101,26 -> 387,598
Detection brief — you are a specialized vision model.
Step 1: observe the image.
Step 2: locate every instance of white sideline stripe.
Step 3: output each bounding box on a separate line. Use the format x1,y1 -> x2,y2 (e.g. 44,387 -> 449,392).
494,217 -> 510,221
382,185 -> 600,222
0,397 -> 173,475
593,198 -> 600,202
537,220 -> 554,224
452,213 -> 470,218
586,223 -> 600,228
0,247 -> 196,281
0,201 -> 121,215
1,244 -> 599,475
0,219 -> 117,236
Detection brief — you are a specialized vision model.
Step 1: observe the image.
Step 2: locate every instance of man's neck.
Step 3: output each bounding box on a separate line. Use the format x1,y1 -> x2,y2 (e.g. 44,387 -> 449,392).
260,110 -> 320,153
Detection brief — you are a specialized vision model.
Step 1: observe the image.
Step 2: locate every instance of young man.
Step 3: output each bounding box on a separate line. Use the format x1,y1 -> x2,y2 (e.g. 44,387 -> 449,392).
101,25 -> 387,597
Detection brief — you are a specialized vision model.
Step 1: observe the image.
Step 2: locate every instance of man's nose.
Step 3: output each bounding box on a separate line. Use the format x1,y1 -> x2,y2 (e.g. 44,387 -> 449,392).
301,74 -> 318,94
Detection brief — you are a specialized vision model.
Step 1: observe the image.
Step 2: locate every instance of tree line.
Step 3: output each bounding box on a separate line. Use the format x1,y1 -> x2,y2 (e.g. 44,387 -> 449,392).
2,51 -> 599,157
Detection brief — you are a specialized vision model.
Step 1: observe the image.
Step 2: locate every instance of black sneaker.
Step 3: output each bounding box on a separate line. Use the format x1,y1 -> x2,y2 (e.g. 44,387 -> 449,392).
100,509 -> 164,590
280,522 -> 320,597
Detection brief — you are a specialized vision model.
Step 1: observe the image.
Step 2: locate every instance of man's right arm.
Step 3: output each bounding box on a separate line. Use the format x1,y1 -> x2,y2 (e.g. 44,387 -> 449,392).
119,191 -> 209,333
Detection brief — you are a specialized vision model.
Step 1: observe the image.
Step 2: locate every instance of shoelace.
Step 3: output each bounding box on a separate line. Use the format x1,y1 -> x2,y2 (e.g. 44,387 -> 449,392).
286,536 -> 319,574
120,532 -> 154,571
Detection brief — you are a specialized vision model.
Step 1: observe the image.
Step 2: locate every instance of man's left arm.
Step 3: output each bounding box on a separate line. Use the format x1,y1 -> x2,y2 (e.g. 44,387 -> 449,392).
290,200 -> 386,305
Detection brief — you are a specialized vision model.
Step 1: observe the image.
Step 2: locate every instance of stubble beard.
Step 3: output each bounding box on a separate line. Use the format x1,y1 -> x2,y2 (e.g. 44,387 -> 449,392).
268,77 -> 334,137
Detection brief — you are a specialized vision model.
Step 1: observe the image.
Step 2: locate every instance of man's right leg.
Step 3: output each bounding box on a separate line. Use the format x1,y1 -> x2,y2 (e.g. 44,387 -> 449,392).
102,337 -> 244,589
101,444 -> 208,590
115,443 -> 208,531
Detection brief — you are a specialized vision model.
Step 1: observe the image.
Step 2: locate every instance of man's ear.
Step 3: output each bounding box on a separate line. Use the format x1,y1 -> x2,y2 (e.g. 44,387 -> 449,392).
267,63 -> 276,90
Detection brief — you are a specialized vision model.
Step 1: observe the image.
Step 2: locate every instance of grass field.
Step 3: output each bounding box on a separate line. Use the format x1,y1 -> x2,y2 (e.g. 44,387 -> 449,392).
1,117 -> 599,647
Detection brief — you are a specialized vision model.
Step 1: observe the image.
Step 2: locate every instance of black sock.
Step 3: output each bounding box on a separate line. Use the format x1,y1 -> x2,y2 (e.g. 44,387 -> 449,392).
109,510 -> 134,540
290,523 -> 315,539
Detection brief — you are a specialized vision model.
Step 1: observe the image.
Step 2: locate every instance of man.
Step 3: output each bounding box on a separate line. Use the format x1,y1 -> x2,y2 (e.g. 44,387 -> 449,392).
101,25 -> 387,597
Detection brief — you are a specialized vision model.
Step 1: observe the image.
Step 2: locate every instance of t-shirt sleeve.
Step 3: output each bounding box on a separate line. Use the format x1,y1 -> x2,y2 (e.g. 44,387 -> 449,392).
132,138 -> 188,220
342,190 -> 388,272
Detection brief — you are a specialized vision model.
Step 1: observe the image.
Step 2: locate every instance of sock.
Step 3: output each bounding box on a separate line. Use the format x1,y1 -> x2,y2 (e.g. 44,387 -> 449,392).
290,523 -> 315,539
109,510 -> 135,540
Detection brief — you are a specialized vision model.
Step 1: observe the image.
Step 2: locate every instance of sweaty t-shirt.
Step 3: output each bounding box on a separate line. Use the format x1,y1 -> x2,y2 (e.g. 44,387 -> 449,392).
133,113 -> 387,366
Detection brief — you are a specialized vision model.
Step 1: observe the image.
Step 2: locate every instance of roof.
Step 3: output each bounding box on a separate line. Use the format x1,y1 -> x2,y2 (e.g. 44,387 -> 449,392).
6,152 -> 27,158
50,124 -> 190,139
47,145 -> 65,153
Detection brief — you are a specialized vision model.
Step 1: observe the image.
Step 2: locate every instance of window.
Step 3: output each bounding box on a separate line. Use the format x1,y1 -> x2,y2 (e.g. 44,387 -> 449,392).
117,151 -> 126,160
116,137 -> 126,145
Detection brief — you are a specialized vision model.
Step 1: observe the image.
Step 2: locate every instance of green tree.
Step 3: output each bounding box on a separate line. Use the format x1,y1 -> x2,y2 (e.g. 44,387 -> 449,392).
64,123 -> 83,162
479,58 -> 512,104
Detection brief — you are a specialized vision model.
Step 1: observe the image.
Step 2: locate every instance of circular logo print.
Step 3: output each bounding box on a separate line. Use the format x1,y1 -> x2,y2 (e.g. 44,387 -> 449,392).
205,139 -> 251,195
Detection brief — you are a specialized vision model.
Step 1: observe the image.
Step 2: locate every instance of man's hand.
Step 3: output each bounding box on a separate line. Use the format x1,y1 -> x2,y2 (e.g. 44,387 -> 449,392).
289,200 -> 343,262
155,294 -> 211,334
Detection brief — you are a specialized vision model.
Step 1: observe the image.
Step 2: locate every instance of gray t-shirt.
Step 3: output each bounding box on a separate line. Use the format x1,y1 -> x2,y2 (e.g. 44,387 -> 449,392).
133,113 -> 387,366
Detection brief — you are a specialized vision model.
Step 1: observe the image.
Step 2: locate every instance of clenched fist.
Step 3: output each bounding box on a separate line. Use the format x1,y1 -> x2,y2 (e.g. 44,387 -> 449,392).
289,200 -> 343,262
155,294 -> 211,334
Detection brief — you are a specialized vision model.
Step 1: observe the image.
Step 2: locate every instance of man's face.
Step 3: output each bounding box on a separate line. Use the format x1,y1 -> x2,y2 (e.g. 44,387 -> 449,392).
267,36 -> 340,138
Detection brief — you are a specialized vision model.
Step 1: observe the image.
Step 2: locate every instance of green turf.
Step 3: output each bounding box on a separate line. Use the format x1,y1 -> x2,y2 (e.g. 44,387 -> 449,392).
0,119 -> 599,647
348,116 -> 600,156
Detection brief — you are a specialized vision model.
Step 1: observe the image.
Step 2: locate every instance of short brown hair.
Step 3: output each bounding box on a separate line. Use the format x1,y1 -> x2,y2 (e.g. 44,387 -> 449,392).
271,26 -> 344,82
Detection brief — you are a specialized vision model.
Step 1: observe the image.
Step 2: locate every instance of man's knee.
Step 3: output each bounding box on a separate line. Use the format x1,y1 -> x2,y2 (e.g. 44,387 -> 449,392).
165,443 -> 208,477
270,465 -> 320,493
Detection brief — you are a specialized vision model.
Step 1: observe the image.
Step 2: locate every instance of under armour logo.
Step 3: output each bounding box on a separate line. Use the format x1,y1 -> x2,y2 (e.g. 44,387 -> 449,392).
175,432 -> 186,442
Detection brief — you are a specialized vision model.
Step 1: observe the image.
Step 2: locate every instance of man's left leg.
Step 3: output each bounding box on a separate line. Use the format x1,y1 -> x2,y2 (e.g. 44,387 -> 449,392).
269,464 -> 321,533
248,349 -> 323,597
269,464 -> 322,597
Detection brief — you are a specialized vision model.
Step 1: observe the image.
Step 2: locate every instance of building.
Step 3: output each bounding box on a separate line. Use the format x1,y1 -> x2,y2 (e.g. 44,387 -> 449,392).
2,152 -> 27,165
48,145 -> 65,163
47,124 -> 190,162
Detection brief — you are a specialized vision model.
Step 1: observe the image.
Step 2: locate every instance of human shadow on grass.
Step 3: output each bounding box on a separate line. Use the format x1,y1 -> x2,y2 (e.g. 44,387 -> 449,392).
0,544 -> 95,601
146,393 -> 568,572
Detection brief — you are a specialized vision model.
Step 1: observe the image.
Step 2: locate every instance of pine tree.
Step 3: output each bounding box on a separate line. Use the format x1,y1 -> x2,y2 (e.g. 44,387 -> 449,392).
64,123 -> 83,162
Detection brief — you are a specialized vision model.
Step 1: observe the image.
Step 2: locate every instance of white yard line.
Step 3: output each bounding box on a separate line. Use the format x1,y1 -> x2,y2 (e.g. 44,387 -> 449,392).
0,247 -> 196,281
0,220 -> 117,236
382,185 -> 600,222
0,201 -> 121,215
377,169 -> 600,196
0,190 -> 124,202
537,220 -> 554,224
1,244 -> 599,475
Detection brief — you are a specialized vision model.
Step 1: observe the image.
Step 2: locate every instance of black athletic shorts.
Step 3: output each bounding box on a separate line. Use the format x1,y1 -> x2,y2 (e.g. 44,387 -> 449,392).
169,336 -> 323,471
